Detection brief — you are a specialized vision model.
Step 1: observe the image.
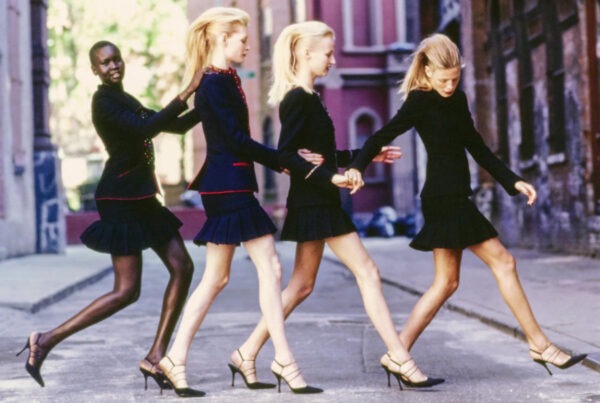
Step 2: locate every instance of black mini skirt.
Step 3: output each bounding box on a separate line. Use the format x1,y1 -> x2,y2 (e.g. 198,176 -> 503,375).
280,205 -> 356,242
410,196 -> 498,251
194,192 -> 277,246
80,196 -> 182,255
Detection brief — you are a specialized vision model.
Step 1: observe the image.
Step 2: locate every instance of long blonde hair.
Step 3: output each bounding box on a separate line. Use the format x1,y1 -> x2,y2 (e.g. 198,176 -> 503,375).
268,21 -> 334,105
399,33 -> 463,99
184,7 -> 250,83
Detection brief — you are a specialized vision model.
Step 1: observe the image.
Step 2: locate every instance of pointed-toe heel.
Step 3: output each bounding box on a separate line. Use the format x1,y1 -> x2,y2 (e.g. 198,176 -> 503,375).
381,353 -> 444,390
16,332 -> 48,387
529,344 -> 587,376
270,359 -> 323,394
228,349 -> 275,389
139,358 -> 172,392
158,355 -> 206,398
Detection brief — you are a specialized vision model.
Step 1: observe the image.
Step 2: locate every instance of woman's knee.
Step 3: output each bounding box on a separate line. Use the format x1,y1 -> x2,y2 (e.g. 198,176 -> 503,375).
114,285 -> 140,307
355,260 -> 382,288
433,277 -> 460,297
173,255 -> 195,282
289,279 -> 315,302
492,253 -> 517,276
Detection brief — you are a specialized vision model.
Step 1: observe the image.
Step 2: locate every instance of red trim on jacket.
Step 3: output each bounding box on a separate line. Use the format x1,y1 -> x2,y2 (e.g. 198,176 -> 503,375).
198,189 -> 254,195
232,162 -> 252,167
95,193 -> 157,201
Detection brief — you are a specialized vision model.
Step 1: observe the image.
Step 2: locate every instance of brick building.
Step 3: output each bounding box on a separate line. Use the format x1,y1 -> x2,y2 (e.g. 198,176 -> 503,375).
425,0 -> 600,255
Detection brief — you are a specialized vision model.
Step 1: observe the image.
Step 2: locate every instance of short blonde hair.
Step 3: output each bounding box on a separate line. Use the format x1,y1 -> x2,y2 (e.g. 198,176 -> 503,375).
268,21 -> 334,105
184,7 -> 249,83
399,33 -> 463,99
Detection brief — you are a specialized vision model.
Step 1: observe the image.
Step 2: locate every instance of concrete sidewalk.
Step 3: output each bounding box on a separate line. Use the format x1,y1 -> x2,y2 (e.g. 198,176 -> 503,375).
1,237 -> 598,373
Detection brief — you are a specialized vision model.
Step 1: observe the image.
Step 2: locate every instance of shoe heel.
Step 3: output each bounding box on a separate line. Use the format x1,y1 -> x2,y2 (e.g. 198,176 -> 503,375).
381,365 -> 391,387
228,363 -> 237,387
534,359 -> 553,376
16,340 -> 30,357
139,369 -> 149,390
271,371 -> 282,393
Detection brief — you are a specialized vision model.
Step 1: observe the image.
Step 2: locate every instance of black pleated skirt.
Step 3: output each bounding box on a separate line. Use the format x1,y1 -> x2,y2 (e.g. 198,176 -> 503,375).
410,196 -> 498,251
80,196 -> 182,255
280,205 -> 356,242
193,192 -> 276,246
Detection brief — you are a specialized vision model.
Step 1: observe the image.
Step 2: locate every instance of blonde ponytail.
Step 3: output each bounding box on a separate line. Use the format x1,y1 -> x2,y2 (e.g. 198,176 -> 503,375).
399,33 -> 463,99
184,7 -> 250,84
268,21 -> 334,105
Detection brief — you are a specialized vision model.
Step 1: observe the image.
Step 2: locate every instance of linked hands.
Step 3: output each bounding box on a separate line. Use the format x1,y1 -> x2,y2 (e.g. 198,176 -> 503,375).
515,181 -> 537,206
335,146 -> 403,194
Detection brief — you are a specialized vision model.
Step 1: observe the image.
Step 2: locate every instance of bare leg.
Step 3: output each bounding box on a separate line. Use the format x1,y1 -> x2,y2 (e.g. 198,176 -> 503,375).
38,254 -> 143,350
327,232 -> 429,383
145,234 -> 194,364
165,242 -> 235,366
233,240 -> 324,383
243,234 -> 309,389
399,248 -> 462,350
19,254 -> 143,386
468,238 -> 572,363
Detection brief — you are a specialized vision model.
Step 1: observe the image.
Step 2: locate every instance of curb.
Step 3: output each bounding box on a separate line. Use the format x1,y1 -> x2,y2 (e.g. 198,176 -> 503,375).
1,266 -> 113,314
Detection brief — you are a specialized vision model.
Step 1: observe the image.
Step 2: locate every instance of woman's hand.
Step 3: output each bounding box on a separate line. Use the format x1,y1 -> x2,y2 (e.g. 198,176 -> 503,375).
342,169 -> 364,194
178,70 -> 204,102
372,145 -> 403,163
298,148 -> 324,165
515,181 -> 537,206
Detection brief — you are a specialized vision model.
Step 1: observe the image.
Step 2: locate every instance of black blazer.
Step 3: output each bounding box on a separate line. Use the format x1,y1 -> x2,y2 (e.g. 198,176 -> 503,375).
188,69 -> 281,194
278,88 -> 358,208
92,84 -> 199,200
350,89 -> 523,199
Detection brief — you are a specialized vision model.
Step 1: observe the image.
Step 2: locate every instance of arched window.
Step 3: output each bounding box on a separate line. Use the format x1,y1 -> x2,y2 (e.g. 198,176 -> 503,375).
349,108 -> 385,182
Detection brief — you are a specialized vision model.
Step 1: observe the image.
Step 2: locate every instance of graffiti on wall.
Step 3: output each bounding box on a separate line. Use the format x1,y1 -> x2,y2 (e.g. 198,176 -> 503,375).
34,150 -> 65,253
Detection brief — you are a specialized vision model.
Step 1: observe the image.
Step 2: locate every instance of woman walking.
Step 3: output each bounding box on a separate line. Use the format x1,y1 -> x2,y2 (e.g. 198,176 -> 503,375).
344,33 -> 587,376
157,8 -> 323,397
18,41 -> 203,391
230,21 -> 444,391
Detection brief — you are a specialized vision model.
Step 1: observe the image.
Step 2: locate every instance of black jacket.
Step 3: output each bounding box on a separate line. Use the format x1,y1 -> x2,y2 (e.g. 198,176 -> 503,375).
350,89 -> 523,199
92,84 -> 199,200
278,88 -> 357,208
188,68 -> 281,194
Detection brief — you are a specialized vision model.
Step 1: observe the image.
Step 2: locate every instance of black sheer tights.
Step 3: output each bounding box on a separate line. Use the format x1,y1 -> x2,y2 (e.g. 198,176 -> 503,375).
36,234 -> 193,363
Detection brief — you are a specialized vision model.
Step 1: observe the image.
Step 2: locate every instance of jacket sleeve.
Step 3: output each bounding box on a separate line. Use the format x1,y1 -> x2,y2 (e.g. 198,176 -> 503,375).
336,149 -> 360,167
201,78 -> 281,172
349,91 -> 422,172
460,92 -> 523,196
92,95 -> 188,140
163,109 -> 201,134
277,90 -> 336,189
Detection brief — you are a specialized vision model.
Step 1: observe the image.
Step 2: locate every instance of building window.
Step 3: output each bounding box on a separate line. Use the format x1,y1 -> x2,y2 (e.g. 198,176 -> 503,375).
342,0 -> 384,51
349,108 -> 385,183
490,0 -> 510,162
514,2 -> 537,166
259,6 -> 272,62
541,1 -> 567,159
290,0 -> 306,22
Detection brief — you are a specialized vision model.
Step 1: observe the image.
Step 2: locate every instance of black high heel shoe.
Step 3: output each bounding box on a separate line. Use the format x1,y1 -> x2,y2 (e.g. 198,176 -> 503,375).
227,349 -> 275,389
16,332 -> 48,387
139,358 -> 172,392
529,343 -> 587,376
381,353 -> 444,390
158,355 -> 206,397
270,359 -> 323,394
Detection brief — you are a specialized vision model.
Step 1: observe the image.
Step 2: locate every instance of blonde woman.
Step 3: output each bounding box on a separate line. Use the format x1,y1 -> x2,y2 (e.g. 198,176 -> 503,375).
156,8 -> 322,397
345,33 -> 587,376
231,21 -> 444,391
